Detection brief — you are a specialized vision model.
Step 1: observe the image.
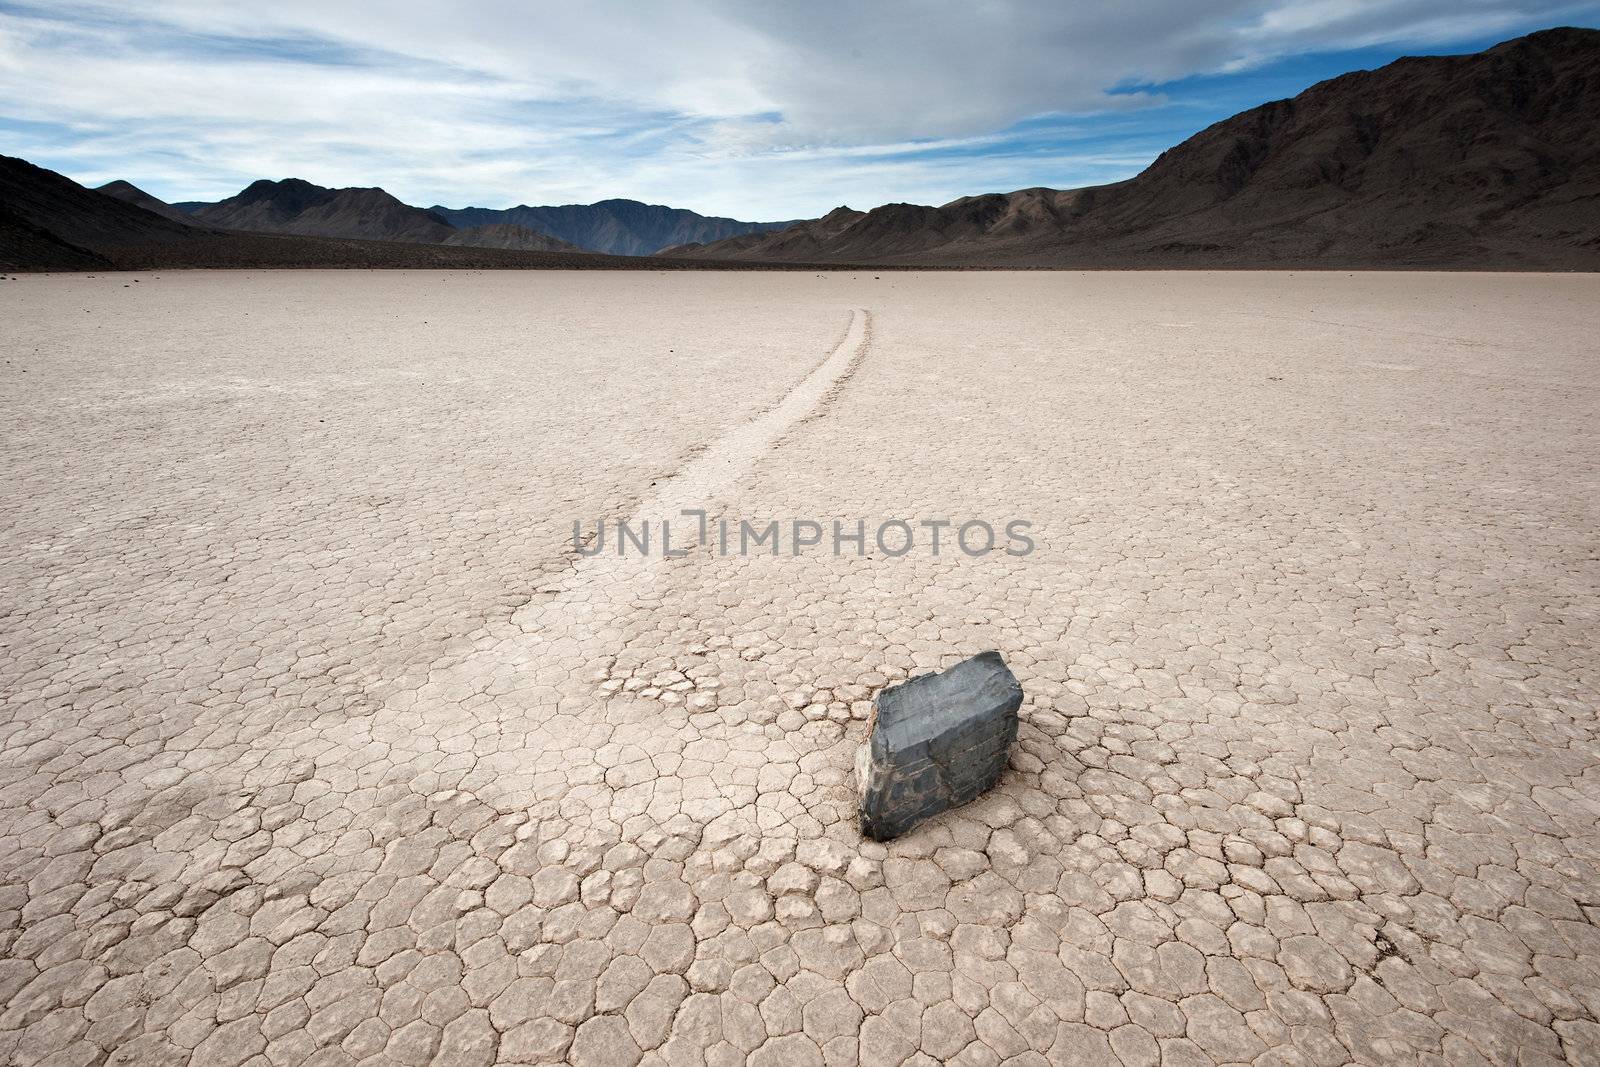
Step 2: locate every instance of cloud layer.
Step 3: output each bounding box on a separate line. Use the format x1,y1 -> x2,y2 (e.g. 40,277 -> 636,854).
1,1 -> 1593,218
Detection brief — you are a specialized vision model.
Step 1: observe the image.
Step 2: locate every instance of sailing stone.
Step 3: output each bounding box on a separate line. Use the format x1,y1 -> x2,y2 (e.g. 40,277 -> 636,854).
857,651 -> 1022,842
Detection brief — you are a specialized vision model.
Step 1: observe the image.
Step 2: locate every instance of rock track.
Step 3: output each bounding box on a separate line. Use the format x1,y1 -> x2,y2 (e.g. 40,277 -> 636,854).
2,270 -> 1598,1067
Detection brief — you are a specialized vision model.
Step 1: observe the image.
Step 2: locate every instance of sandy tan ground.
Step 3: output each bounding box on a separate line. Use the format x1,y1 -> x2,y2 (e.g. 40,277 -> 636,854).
2,270 -> 1598,1067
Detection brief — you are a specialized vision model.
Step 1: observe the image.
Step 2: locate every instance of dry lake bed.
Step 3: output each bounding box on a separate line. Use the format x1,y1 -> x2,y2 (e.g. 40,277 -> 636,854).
2,270 -> 1598,1066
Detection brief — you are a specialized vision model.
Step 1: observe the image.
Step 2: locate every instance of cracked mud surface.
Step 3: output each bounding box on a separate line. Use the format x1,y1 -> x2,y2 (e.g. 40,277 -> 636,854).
2,270 -> 1598,1066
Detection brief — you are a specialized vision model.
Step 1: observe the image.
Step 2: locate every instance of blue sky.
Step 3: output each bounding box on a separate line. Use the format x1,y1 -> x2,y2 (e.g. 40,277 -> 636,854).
2,1 -> 1596,220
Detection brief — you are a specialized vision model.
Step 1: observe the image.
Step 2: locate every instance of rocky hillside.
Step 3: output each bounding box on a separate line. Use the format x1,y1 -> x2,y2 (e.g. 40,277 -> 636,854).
441,222 -> 585,252
670,28 -> 1600,268
0,157 -> 708,271
190,179 -> 457,244
1,155 -> 202,270
95,180 -> 198,226
431,200 -> 800,255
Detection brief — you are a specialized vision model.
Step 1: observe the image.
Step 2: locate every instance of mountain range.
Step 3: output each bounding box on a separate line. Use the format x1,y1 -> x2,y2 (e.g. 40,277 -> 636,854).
108,178 -> 582,252
1,157 -> 199,270
101,180 -> 793,255
137,181 -> 791,256
185,178 -> 457,244
429,202 -> 801,256
0,156 -> 713,271
4,28 -> 1597,272
439,222 -> 582,252
95,180 -> 198,226
664,27 -> 1599,268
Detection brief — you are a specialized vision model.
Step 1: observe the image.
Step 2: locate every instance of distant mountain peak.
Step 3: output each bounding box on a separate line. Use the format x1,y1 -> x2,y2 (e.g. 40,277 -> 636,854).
190,178 -> 457,244
0,155 -> 198,271
2,155 -> 662,270
428,200 -> 803,255
95,179 -> 199,226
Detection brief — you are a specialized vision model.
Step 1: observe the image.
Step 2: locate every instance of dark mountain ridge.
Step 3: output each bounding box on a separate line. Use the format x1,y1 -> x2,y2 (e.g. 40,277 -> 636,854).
167,180 -> 770,254
671,27 -> 1600,268
441,222 -> 585,253
1,155 -> 204,270
429,200 -> 801,255
191,179 -> 458,244
95,180 -> 198,226
7,28 -> 1598,272
0,155 -> 815,271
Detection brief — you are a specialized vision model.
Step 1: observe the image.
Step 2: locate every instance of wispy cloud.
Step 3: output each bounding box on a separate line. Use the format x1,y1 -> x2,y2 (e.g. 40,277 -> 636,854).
1,0 -> 1595,217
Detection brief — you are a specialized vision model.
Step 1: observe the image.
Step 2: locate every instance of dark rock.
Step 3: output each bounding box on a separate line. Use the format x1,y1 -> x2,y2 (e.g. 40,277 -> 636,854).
857,651 -> 1022,841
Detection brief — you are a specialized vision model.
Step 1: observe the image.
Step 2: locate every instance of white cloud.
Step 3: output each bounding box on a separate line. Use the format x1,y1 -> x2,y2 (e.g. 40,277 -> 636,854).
0,0 -> 1591,217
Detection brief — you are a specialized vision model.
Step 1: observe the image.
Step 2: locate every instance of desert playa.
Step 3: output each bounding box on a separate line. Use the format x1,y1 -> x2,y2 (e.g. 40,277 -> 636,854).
3,269 -> 1597,1065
